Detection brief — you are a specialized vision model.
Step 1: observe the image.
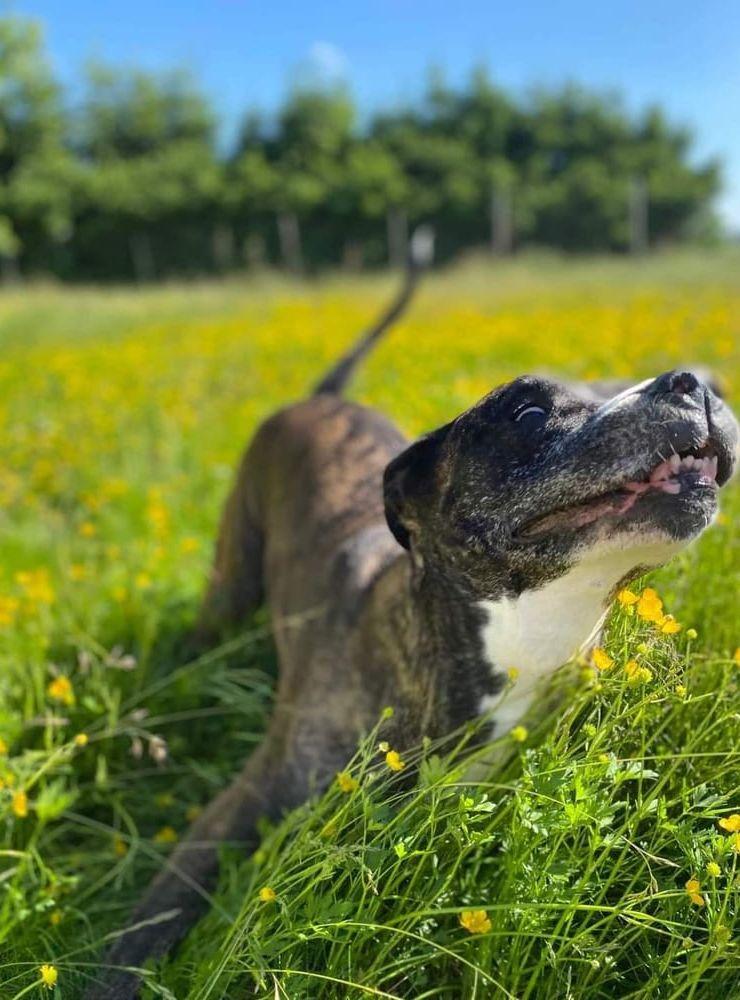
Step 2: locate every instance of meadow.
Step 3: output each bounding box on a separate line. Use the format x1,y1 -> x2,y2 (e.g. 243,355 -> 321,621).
0,249 -> 738,999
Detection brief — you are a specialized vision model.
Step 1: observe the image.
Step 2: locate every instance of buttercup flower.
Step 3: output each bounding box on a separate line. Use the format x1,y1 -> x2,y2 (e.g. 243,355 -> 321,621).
153,826 -> 178,844
385,749 -> 405,771
47,675 -> 75,707
592,648 -> 613,671
459,909 -> 492,934
625,660 -> 653,684
12,790 -> 28,818
718,814 -> 740,833
74,732 -> 88,747
636,588 -> 663,623
685,877 -> 705,907
259,886 -> 277,903
511,725 -> 528,743
617,588 -> 639,607
336,771 -> 359,793
39,964 -> 58,989
658,614 -> 681,635
706,861 -> 721,878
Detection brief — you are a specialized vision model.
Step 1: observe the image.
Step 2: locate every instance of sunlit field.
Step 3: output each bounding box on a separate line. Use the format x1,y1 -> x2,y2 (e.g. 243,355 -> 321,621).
1,250 -> 739,999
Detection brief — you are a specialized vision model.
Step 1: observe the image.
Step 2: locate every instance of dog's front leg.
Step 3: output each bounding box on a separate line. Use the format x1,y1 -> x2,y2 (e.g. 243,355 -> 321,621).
84,740 -> 288,1000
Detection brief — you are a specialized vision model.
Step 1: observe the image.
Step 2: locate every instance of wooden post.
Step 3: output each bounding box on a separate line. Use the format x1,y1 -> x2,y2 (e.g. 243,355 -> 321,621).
129,231 -> 155,283
629,176 -> 648,254
212,224 -> 235,272
490,185 -> 513,255
387,207 -> 408,269
277,211 -> 303,275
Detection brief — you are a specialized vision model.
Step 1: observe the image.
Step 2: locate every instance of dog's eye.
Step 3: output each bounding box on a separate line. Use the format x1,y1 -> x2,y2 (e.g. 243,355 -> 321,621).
513,404 -> 548,427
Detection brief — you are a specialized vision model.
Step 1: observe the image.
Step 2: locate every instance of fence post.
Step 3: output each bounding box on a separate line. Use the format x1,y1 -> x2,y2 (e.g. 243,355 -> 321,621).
629,176 -> 648,254
387,207 -> 408,269
490,185 -> 513,255
277,212 -> 303,274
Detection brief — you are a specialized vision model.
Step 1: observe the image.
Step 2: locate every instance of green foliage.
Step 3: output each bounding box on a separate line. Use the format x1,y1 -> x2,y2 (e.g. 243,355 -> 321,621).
0,13 -> 724,280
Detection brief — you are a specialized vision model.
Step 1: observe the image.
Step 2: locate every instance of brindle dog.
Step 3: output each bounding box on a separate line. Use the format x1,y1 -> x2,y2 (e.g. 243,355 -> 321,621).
87,239 -> 737,998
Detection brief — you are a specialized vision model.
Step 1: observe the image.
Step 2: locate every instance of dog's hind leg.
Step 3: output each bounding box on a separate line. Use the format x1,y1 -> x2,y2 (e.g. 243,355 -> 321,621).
83,738 -> 294,1000
196,447 -> 265,641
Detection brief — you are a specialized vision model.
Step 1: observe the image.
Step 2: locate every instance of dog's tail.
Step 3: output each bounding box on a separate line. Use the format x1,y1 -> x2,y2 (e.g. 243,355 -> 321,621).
312,225 -> 434,396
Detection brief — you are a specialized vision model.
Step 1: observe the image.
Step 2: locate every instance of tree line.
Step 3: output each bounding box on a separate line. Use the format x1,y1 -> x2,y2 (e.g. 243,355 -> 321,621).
0,14 -> 721,281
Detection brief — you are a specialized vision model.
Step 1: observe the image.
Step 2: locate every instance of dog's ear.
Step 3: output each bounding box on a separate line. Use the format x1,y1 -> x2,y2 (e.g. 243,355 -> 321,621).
383,425 -> 450,550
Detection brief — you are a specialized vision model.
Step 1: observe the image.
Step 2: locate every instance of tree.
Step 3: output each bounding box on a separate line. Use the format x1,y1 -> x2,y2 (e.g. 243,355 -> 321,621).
0,15 -> 74,275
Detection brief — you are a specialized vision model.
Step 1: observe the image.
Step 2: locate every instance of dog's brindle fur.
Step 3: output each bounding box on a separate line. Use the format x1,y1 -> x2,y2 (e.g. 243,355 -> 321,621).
88,260 -> 737,998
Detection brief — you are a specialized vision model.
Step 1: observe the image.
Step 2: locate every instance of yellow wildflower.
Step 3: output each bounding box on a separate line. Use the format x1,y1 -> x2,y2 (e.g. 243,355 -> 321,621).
636,588 -> 663,622
259,886 -> 277,903
113,835 -> 128,857
617,588 -> 639,607
0,595 -> 20,626
658,614 -> 681,635
459,909 -> 492,934
706,861 -> 721,878
385,749 -> 406,772
685,878 -> 705,907
16,569 -> 55,605
153,826 -> 178,844
73,732 -> 88,747
180,536 -> 199,554
135,572 -> 152,590
734,648 -> 740,666
592,648 -> 613,672
12,791 -> 28,818
625,660 -> 653,684
50,910 -> 62,926
718,814 -> 740,833
0,737 -> 7,754
511,725 -> 528,743
79,521 -> 97,538
39,964 -> 58,989
47,675 -> 75,707
507,667 -> 520,681
675,684 -> 687,698
336,771 -> 359,793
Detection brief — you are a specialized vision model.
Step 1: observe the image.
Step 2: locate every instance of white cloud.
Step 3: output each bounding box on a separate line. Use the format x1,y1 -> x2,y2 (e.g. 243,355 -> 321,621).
307,41 -> 349,81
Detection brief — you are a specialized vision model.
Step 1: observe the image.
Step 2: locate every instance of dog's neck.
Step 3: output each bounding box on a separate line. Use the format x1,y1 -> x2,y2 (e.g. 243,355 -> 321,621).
399,538 -> 678,738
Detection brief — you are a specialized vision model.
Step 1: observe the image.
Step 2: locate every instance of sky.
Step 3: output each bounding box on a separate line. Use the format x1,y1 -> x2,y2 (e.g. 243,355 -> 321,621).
17,0 -> 740,230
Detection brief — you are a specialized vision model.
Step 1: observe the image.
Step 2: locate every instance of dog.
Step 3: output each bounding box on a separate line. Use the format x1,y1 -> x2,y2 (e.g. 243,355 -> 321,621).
87,236 -> 738,998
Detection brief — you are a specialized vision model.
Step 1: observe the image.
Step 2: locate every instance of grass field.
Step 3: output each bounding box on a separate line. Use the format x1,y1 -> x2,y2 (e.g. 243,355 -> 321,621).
0,249 -> 739,999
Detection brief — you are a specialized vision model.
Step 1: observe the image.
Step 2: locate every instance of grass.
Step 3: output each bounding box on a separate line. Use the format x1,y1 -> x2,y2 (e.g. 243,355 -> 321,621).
0,249 -> 738,998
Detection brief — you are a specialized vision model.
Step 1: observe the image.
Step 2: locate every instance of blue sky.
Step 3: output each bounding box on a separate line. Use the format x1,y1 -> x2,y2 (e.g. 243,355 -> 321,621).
18,0 -> 740,229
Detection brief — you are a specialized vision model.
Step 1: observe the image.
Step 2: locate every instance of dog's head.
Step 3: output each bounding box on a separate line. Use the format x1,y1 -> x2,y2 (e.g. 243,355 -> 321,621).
384,370 -> 738,597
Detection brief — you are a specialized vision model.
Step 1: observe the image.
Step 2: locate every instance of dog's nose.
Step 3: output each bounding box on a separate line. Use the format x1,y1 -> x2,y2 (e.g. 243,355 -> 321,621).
649,370 -> 702,399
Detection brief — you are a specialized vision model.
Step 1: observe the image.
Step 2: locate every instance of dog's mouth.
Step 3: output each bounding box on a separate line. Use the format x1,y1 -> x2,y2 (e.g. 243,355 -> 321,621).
517,442 -> 720,540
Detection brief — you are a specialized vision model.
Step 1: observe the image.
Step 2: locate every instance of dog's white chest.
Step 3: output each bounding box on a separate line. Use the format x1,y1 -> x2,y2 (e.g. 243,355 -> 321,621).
476,543 -> 675,735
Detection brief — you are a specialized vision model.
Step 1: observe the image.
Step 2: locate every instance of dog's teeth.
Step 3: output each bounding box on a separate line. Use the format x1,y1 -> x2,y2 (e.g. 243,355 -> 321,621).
681,455 -> 695,470
662,481 -> 682,494
669,454 -> 681,474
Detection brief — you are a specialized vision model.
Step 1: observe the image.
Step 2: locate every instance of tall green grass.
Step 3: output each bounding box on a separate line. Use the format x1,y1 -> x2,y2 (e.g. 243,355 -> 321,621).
0,253 -> 737,998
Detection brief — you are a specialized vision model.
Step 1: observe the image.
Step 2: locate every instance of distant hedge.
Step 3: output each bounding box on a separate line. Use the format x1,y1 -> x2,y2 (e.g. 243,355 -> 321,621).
0,16 -> 721,281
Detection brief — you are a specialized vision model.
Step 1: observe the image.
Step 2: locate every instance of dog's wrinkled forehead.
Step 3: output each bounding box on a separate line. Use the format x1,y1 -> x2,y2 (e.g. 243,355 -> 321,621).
447,375 -> 596,456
